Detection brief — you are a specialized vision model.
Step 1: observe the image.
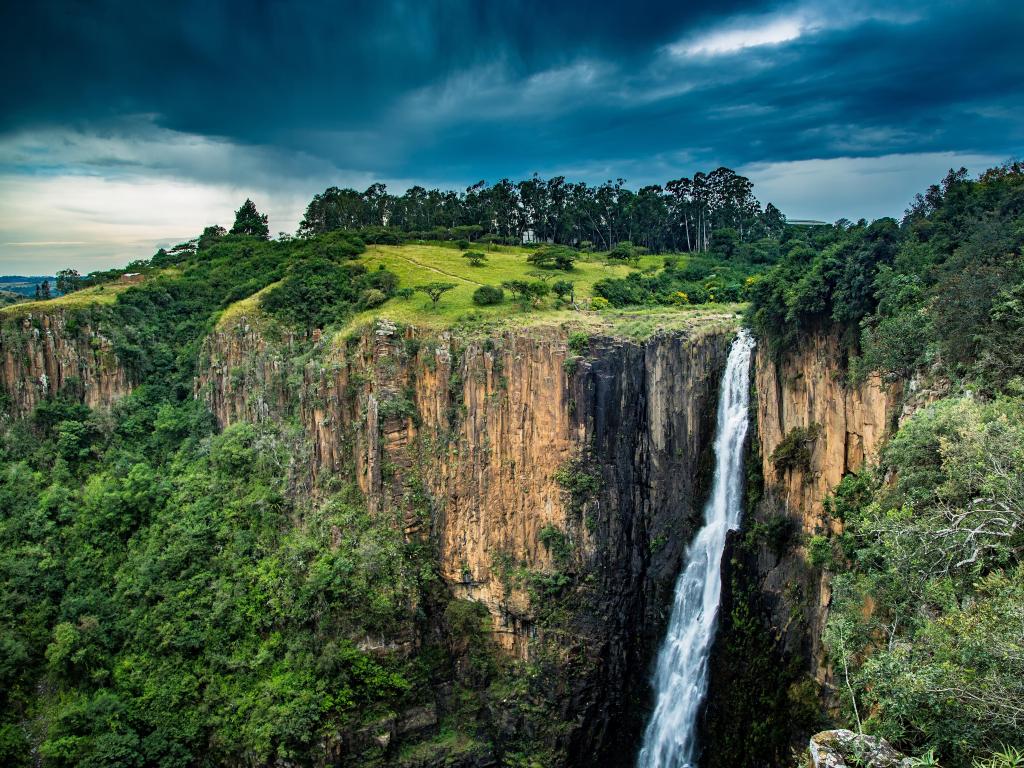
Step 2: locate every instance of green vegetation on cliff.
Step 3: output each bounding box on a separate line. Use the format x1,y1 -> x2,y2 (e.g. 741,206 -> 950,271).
746,163 -> 1024,766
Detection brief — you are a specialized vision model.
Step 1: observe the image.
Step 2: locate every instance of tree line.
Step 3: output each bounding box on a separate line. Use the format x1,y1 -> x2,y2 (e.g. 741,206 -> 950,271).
296,169 -> 786,252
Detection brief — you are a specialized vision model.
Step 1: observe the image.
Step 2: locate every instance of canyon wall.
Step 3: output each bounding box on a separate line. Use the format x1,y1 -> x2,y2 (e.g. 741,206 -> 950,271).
0,309 -> 132,415
703,328 -> 919,765
196,313 -> 737,764
753,330 -> 899,684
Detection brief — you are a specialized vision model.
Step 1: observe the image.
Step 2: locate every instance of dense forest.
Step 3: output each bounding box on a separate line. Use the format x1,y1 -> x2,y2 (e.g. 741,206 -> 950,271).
295,169 -> 787,252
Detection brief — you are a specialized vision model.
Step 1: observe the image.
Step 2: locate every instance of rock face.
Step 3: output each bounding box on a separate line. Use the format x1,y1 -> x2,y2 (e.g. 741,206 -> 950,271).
702,328 -> 932,766
752,330 -> 900,685
195,315 -> 737,763
755,331 -> 896,533
0,310 -> 132,415
809,730 -> 912,768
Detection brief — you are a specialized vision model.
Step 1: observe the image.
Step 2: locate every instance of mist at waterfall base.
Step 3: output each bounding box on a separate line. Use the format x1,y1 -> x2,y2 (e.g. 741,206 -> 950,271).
637,330 -> 755,768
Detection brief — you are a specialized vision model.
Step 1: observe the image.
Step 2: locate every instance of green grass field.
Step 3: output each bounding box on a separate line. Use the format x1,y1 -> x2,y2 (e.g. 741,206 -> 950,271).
0,282 -> 131,316
340,243 -> 703,333
8,243 -> 744,341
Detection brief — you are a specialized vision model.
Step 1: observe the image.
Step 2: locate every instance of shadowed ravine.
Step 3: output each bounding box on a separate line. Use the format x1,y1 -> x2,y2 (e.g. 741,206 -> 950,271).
637,329 -> 754,768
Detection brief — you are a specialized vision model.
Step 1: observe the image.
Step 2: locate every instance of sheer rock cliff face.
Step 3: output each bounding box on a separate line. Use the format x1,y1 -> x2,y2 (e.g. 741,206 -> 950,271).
0,311 -> 132,415
196,316 -> 736,764
753,330 -> 900,685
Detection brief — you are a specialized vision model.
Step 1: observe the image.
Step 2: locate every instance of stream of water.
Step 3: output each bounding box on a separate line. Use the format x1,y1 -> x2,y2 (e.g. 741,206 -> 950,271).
637,329 -> 755,768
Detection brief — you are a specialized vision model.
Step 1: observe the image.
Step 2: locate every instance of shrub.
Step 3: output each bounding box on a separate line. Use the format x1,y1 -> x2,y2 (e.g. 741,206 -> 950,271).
607,241 -> 638,263
590,297 -> 610,310
771,424 -> 822,473
455,239 -> 471,250
463,251 -> 487,267
359,288 -> 387,309
568,332 -> 589,355
472,285 -> 504,306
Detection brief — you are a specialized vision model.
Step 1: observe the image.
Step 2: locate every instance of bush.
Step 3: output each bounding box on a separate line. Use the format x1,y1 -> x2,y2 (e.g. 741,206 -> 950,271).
568,332 -> 589,355
463,251 -> 487,267
359,288 -> 387,309
455,239 -> 471,250
770,424 -> 822,473
472,285 -> 504,306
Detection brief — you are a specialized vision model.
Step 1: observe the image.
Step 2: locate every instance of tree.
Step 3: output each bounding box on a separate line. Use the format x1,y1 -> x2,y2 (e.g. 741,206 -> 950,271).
35,280 -> 51,300
501,280 -> 530,302
552,280 -> 575,305
230,199 -> 269,239
527,246 -> 577,271
416,282 -> 456,308
56,269 -> 83,294
463,251 -> 487,267
455,239 -> 471,250
198,225 -> 226,251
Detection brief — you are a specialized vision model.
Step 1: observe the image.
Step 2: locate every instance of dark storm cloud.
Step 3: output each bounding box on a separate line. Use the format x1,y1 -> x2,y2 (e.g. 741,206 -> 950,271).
0,0 -> 1022,225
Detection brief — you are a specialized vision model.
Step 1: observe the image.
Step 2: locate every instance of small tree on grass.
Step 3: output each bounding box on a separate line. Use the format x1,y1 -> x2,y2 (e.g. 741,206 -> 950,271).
463,251 -> 487,267
527,245 -> 577,271
455,239 -> 471,250
501,280 -> 529,304
552,280 -> 575,305
417,282 -> 457,308
526,281 -> 550,307
56,269 -> 83,294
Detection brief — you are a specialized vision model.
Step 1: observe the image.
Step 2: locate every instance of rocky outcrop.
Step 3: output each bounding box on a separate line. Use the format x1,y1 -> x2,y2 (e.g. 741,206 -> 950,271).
0,309 -> 132,415
196,313 -> 739,764
809,730 -> 912,768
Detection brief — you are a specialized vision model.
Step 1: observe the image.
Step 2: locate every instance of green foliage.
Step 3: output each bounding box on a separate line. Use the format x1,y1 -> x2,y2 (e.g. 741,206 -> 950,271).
229,198 -> 270,239
526,246 -> 577,271
770,423 -> 822,473
750,163 -> 1024,392
471,285 -> 504,306
567,332 -> 589,355
607,240 -> 639,264
55,269 -> 83,295
806,534 -> 834,569
262,245 -> 396,330
416,282 -> 457,308
824,395 -> 1024,766
0,399 -> 430,766
462,251 -> 487,267
538,524 -> 572,566
594,252 -> 761,308
554,461 -> 601,515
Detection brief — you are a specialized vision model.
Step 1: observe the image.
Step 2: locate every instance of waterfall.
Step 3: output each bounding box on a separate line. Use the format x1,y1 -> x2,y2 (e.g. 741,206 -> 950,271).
637,329 -> 755,768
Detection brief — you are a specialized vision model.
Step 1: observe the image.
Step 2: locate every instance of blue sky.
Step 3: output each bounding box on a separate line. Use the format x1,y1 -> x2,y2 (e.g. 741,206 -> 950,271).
1,0 -> 1021,272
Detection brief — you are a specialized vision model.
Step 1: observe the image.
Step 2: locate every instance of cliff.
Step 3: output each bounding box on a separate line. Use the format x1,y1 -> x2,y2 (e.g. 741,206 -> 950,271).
196,312 -> 738,764
0,309 -> 132,415
702,328 -> 939,765
753,330 -> 899,685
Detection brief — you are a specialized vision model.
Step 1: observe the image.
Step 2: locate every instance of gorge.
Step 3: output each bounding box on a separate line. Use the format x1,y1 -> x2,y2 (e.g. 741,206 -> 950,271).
2,162 -> 1022,768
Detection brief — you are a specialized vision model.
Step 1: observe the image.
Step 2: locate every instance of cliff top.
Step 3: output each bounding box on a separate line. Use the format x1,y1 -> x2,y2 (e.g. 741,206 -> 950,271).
213,242 -> 747,340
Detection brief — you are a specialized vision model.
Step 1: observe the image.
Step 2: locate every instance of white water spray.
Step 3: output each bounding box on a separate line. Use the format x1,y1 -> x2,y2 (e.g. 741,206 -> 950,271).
637,329 -> 755,768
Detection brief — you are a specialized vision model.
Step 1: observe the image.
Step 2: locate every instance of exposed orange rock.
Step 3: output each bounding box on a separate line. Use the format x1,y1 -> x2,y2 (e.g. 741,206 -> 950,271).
0,311 -> 132,414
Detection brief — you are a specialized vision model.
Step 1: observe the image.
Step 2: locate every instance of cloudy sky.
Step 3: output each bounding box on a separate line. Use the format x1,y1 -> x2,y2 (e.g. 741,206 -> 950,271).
1,0 -> 1021,273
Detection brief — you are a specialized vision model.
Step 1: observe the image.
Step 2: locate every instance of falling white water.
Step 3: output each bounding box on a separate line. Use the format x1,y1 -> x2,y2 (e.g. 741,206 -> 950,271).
637,329 -> 755,768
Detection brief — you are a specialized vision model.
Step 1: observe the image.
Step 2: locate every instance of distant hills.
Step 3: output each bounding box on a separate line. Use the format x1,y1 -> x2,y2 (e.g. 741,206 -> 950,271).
0,275 -> 57,299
